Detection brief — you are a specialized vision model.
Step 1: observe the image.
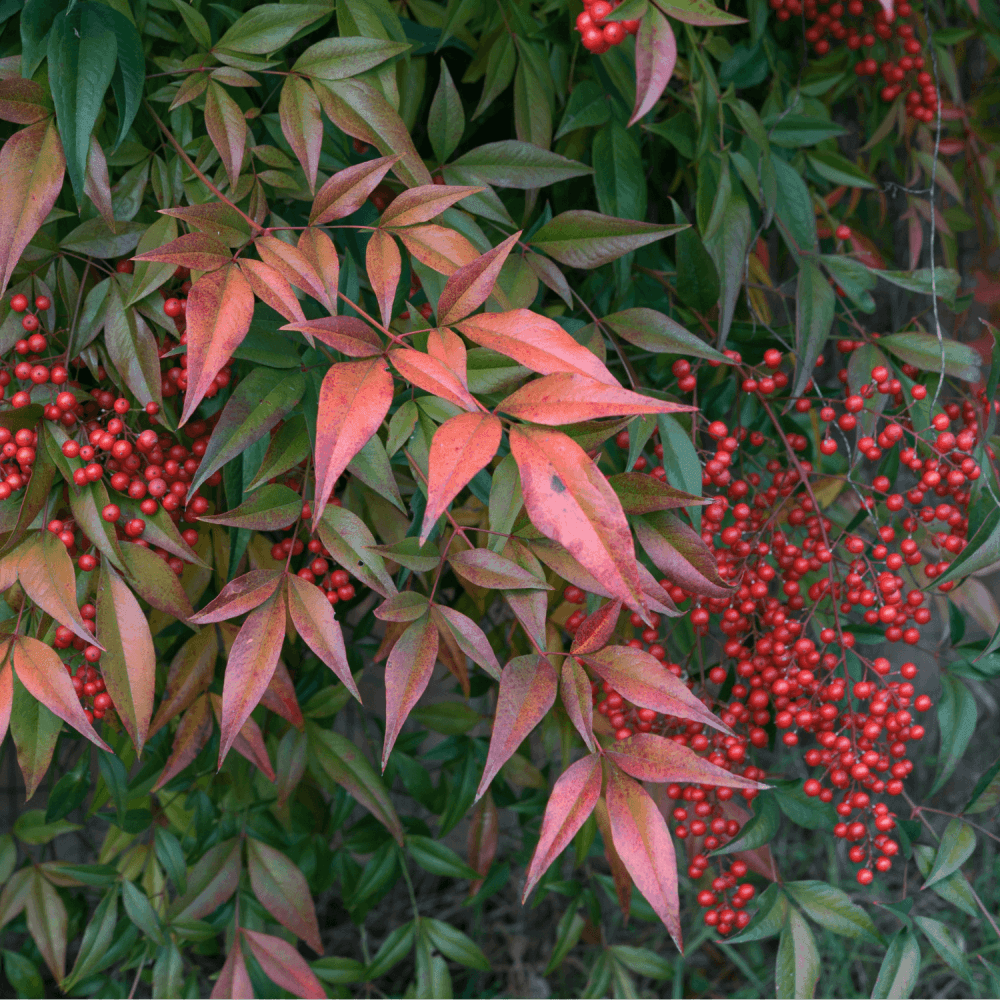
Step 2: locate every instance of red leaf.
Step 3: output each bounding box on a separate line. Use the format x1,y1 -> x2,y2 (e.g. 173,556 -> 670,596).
169,839 -> 241,921
246,838 -> 323,953
241,929 -> 326,999
468,790 -> 499,895
457,309 -> 617,385
607,733 -> 769,789
389,347 -> 479,412
426,328 -> 468,384
436,231 -> 521,325
0,120 -> 65,296
219,586 -> 287,766
279,75 -> 322,193
255,234 -> 333,310
297,227 -> 340,312
149,628 -> 217,735
560,657 -> 597,752
96,562 -> 156,753
580,646 -> 732,735
629,7 -> 676,127
449,547 -> 550,591
606,472 -> 707,515
210,935 -> 254,1000
0,660 -> 11,746
287,574 -> 360,701
182,263 -> 255,424
238,258 -> 306,324
430,604 -> 502,680
159,202 -> 251,245
11,637 -> 109,749
380,184 -> 485,227
522,754 -> 602,901
281,316 -> 381,357
313,357 -> 394,525
310,154 -> 400,225
477,654 -> 557,799
132,232 -> 231,271
211,694 -> 276,780
510,425 -> 647,617
0,79 -> 51,125
606,766 -> 682,949
397,224 -> 480,275
366,229 -> 401,328
375,592 -> 430,622
204,80 -> 246,190
383,614 -> 439,769
189,569 -> 283,624
152,695 -> 213,791
633,511 -> 732,598
499,373 -> 695,425
570,600 -> 622,655
259,658 -> 303,729
422,413 -> 502,543
594,796 -> 633,918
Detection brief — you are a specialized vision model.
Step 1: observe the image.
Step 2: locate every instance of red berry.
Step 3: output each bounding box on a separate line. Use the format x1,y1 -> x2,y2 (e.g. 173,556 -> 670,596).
9,293 -> 28,312
34,295 -> 51,311
102,504 -> 121,522
835,224 -> 852,240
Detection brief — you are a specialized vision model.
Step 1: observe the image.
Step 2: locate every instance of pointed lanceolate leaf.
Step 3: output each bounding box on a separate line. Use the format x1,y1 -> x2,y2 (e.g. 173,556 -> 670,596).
571,600 -> 623,655
313,357 -> 394,526
458,309 -> 617,385
254,235 -> 332,310
448,547 -> 550,591
95,562 -> 155,753
630,7 -> 676,126
436,231 -> 521,325
318,505 -> 398,599
287,574 -> 360,702
181,263 -> 255,424
0,120 -> 65,296
389,348 -> 479,412
282,316 -> 382,357
309,155 -> 400,225
239,258 -> 306,325
607,733 -> 769,789
204,80 -> 246,191
581,646 -> 732,734
189,569 -> 282,625
499,373 -> 695,425
211,693 -> 276,780
279,75 -> 322,193
104,283 -> 164,410
523,754 -> 602,901
560,657 -> 597,752
603,307 -> 730,362
376,592 -> 431,623
242,929 -> 326,999
366,229 -> 401,329
633,510 -> 732,598
168,839 -> 241,922
119,541 -> 195,621
383,614 -> 439,770
607,473 -> 707,515
211,936 -> 254,1000
477,655 -> 557,800
11,638 -> 109,749
606,767 -> 682,949
510,424 -> 647,617
198,484 -> 303,531
530,211 -> 687,269
381,185 -> 485,228
152,696 -> 213,791
26,870 -> 67,983
247,839 -> 323,953
418,415 -> 501,520
132,233 -> 231,272
431,605 -> 502,680
219,585 -> 287,766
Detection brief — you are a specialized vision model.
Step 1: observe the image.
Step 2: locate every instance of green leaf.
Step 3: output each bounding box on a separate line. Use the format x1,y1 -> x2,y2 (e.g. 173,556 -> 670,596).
807,150 -> 876,188
44,752 -> 91,823
312,956 -> 367,985
914,915 -> 971,983
912,844 -> 978,917
713,791 -> 780,854
603,308 -> 729,362
122,880 -> 166,946
610,945 -> 673,978
764,114 -> 846,147
365,921 -> 414,980
922,818 -> 976,888
792,262 -> 836,399
428,60 -> 464,163
725,883 -> 788,943
871,927 -> 921,999
879,331 -> 982,382
784,881 -> 882,942
822,254 -> 876,312
964,755 -> 1000,814
2,951 -> 43,998
166,0 -> 211,47
545,906 -> 585,974
422,917 -> 490,970
876,268 -> 961,302
671,200 -> 719,314
530,210 -> 686,269
292,36 -> 410,81
555,80 -> 610,140
12,809 -> 82,845
198,484 -> 303,531
593,122 -> 646,224
450,140 -> 593,188
216,3 -> 330,54
20,0 -> 63,78
772,780 -> 836,830
772,156 -> 817,256
935,508 -> 1000,584
60,218 -> 146,258
409,702 -> 481,734
654,0 -> 746,25
775,908 -> 820,999
405,835 -> 480,880
656,414 -> 702,529
931,674 -> 977,795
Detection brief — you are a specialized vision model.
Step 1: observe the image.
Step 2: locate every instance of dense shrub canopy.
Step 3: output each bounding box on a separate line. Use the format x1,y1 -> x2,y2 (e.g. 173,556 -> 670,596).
0,0 -> 998,995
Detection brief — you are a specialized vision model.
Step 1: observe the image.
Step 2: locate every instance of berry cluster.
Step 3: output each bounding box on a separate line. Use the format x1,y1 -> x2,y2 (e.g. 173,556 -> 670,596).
574,0 -> 642,54
53,611 -> 115,724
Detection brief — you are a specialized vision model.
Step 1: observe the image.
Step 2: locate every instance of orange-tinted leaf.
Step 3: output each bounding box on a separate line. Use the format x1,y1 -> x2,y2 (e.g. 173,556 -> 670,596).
383,613 -> 439,769
132,232 -> 231,271
204,80 -> 247,191
560,656 -> 597,752
247,838 -> 322,952
458,309 -> 617,385
149,627 -> 217,735
422,413 -> 502,542
16,532 -> 98,648
366,229 -> 401,328
0,120 -> 65,296
152,695 -> 213,791
638,564 -> 682,618
11,638 -> 108,749
523,754 -> 602,901
435,618 -> 471,697
170,71 -> 209,112
510,425 -> 646,616
606,472 -> 708,515
211,693 -> 276,781
431,604 -> 501,680
219,586 -> 287,766
26,870 -> 66,982
182,263 -> 255,424
580,646 -> 731,734
310,154 -> 399,225
426,328 -> 468,384
0,78 -> 51,124
630,6 -> 676,126
437,231 -> 521,325
313,357 -> 394,525
281,316 -> 381,357
168,839 -> 241,921
297,227 -> 340,311
571,600 -> 622,656
468,790 -> 499,895
376,592 -> 430,622
0,661 -> 11,746
381,184 -> 485,228
287,574 -> 360,701
607,733 -> 769,790
389,347 -> 479,412
633,511 -> 732,598
159,203 -> 253,247
211,935 -> 254,1000
242,929 -> 326,999
477,654 -> 557,799
256,235 -> 332,310
606,766 -> 681,949
594,795 -> 633,917
397,224 -> 480,275
190,569 -> 282,624
238,258 -> 306,324
259,658 -> 303,729
449,547 -> 549,591
279,75 -> 322,192
96,562 -> 156,753
499,373 -> 695,425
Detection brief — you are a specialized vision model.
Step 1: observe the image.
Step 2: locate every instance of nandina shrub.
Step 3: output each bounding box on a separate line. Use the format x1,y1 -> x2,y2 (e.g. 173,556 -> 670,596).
0,0 -> 999,995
